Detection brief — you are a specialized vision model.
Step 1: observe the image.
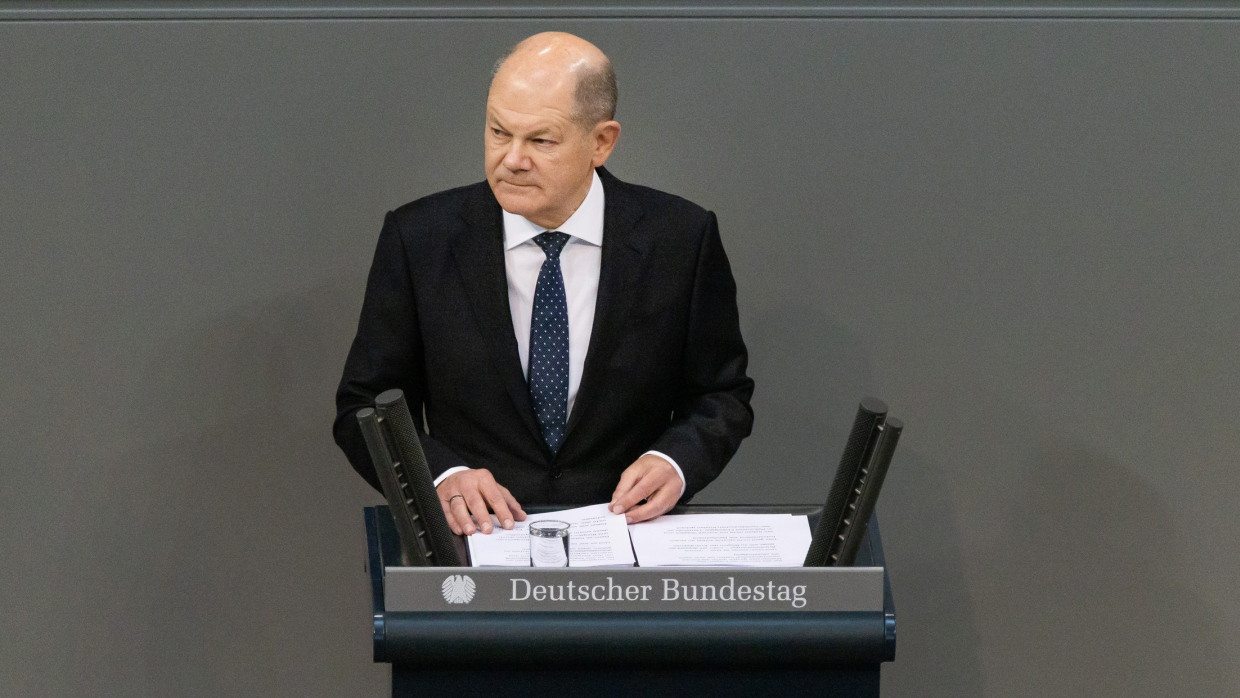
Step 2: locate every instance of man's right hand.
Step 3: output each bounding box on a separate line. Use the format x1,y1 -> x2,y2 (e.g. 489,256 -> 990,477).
437,469 -> 527,535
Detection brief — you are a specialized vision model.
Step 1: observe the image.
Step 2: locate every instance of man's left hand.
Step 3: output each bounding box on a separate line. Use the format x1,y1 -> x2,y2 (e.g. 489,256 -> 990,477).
609,454 -> 682,524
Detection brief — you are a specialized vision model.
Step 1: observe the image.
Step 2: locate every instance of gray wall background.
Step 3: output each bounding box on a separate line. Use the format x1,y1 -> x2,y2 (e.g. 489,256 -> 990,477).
2,3 -> 1237,696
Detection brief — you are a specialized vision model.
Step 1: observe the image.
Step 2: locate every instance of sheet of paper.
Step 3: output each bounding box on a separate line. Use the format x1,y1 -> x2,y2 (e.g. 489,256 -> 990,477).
626,513 -> 812,567
466,503 -> 635,567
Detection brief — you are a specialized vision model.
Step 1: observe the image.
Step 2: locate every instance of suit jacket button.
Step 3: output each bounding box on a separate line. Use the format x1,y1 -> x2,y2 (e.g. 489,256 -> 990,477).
551,468 -> 562,479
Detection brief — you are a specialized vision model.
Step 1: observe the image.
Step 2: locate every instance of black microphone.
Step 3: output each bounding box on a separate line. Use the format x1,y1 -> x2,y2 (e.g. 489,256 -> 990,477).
357,407 -> 434,566
357,389 -> 461,567
832,417 -> 902,566
804,397 -> 887,567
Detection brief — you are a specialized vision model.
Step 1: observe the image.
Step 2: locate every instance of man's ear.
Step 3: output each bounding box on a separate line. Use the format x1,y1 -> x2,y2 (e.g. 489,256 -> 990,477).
590,120 -> 621,167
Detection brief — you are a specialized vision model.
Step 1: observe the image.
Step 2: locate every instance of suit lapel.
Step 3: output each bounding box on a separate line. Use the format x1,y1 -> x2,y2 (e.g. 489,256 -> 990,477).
451,187 -> 545,447
566,170 -> 651,439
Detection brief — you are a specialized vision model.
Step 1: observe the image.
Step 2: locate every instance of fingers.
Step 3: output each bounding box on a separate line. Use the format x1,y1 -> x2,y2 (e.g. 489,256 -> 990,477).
609,466 -> 644,513
438,469 -> 525,535
502,487 -> 528,523
479,484 -> 523,531
463,487 -> 494,534
622,484 -> 677,524
448,492 -> 477,535
439,493 -> 464,536
610,455 -> 680,524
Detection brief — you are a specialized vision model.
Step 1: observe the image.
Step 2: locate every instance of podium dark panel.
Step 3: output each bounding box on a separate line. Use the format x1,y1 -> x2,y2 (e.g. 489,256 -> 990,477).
364,505 -> 896,696
393,666 -> 881,697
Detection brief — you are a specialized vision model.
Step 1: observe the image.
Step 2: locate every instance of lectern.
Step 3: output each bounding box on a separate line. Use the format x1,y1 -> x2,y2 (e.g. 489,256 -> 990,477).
364,504 -> 897,697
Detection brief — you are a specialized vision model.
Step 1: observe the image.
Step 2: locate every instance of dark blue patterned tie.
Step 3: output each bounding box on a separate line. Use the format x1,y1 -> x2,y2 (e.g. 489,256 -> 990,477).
528,232 -> 571,454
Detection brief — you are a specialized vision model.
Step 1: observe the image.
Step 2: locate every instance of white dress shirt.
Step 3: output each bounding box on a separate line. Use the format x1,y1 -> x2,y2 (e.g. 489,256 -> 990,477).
436,170 -> 684,497
502,169 -> 605,416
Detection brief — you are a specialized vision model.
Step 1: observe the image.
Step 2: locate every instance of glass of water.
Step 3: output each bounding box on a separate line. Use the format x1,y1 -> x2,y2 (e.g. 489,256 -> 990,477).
529,520 -> 570,567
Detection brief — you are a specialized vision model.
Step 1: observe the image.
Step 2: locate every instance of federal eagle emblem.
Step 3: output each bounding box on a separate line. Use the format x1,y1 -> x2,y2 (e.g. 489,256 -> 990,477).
441,574 -> 476,604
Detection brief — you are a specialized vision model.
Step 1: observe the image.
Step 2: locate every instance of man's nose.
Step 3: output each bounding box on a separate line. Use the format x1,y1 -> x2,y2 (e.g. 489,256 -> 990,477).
502,142 -> 529,171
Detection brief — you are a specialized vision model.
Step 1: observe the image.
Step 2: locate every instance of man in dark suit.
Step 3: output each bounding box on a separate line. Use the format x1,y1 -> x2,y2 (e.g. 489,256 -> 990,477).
334,32 -> 753,536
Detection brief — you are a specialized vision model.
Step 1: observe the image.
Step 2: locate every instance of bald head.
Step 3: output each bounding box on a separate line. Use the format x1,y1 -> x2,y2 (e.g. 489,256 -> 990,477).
492,32 -> 618,129
484,32 -> 621,228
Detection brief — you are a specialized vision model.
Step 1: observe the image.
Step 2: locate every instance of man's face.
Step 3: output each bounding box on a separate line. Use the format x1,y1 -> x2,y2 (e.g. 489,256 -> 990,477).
484,69 -> 600,230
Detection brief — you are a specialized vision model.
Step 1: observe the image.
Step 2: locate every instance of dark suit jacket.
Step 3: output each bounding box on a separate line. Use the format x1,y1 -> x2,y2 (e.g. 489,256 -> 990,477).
333,168 -> 753,505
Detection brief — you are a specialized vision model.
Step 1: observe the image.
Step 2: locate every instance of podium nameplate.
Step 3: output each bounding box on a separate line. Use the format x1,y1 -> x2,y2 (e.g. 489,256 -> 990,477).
384,566 -> 883,613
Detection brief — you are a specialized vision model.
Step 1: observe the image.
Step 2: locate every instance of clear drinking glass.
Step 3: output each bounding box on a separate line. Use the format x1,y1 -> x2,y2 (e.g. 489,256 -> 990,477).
529,520 -> 570,567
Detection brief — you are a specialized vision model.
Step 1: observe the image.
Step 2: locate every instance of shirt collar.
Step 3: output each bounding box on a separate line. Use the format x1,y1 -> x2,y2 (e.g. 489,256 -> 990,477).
502,169 -> 605,250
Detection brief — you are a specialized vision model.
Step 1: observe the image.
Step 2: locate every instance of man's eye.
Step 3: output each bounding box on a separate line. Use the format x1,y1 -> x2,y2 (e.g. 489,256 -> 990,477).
533,138 -> 554,145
